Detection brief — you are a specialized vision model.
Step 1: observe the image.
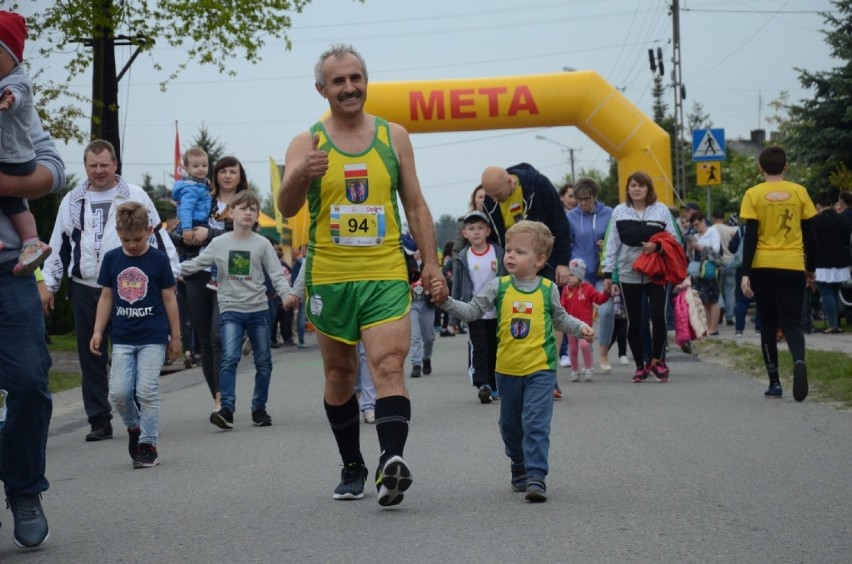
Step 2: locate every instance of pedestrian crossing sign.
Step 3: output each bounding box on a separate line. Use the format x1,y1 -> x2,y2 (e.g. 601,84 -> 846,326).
696,162 -> 721,186
692,128 -> 725,162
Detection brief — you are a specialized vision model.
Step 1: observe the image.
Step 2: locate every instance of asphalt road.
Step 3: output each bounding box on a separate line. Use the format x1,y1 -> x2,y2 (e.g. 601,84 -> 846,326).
2,327 -> 850,563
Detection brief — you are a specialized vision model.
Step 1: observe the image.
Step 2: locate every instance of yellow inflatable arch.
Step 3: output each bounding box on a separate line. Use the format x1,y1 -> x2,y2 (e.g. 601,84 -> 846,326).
363,71 -> 673,204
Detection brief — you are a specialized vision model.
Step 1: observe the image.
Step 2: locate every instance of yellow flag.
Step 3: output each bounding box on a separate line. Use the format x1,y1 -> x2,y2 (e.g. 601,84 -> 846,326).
269,157 -> 284,236
270,156 -> 310,251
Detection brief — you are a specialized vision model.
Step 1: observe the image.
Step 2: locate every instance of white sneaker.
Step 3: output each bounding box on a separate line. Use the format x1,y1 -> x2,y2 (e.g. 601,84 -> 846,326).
569,371 -> 580,382
582,368 -> 594,382
619,355 -> 629,365
363,410 -> 375,424
559,355 -> 570,367
599,362 -> 612,373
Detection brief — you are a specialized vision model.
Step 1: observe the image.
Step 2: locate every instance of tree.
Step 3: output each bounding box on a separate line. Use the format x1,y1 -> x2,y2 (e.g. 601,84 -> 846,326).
20,0 -> 339,146
190,125 -> 227,178
434,214 -> 459,250
782,0 -> 852,190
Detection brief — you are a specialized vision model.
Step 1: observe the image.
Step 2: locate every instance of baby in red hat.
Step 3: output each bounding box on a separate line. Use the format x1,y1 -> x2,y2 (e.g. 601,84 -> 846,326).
0,10 -> 51,276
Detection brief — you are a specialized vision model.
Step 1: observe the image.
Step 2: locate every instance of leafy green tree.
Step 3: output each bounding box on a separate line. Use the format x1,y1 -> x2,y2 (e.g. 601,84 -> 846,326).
190,125 -> 227,177
435,214 -> 459,251
19,0 -> 346,143
779,0 -> 852,191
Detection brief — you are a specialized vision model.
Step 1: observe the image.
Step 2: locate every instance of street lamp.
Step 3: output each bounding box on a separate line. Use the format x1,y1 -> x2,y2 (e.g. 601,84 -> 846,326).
535,134 -> 577,183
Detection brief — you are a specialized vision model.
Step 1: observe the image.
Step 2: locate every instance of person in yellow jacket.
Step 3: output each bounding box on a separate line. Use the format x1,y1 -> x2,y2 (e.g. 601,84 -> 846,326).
432,220 -> 593,503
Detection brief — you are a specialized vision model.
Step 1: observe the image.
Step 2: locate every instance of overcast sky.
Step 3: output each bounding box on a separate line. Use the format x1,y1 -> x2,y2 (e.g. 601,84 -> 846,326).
22,0 -> 837,222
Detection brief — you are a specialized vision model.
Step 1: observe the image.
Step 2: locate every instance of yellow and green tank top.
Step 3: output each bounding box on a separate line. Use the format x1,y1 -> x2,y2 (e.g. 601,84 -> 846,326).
494,275 -> 557,376
305,118 -> 408,285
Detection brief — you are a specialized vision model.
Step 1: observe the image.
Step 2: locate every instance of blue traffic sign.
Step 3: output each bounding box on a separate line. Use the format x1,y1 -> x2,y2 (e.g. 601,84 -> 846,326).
692,129 -> 725,161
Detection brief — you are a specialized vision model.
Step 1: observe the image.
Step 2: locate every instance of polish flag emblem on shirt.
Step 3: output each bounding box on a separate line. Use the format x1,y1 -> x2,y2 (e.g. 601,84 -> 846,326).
512,301 -> 533,314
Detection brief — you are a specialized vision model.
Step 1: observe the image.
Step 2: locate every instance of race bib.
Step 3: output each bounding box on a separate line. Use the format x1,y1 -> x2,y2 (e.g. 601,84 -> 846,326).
331,204 -> 386,246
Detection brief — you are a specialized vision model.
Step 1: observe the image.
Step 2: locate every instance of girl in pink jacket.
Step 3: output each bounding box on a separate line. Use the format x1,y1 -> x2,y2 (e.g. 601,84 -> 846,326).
560,258 -> 611,381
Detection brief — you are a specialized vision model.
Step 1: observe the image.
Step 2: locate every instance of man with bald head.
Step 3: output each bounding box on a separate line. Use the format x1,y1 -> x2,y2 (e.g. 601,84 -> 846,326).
480,164 -> 572,284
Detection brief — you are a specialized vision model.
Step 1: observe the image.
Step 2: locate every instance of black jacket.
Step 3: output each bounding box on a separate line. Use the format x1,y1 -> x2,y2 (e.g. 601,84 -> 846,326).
482,163 -> 572,281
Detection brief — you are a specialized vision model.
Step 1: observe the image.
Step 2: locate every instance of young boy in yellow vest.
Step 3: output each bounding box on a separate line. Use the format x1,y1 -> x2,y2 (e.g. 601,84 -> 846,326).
431,220 -> 594,502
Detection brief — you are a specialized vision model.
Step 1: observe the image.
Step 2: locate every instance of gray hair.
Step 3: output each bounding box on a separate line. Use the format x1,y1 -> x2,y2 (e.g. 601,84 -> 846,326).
573,177 -> 600,198
314,44 -> 368,87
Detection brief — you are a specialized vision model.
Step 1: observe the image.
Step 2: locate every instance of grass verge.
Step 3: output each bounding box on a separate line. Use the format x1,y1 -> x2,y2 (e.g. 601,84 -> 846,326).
48,332 -> 82,394
694,338 -> 852,409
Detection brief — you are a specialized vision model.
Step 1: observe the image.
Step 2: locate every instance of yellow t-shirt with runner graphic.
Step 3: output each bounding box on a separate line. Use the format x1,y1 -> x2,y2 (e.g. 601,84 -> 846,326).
305,117 -> 408,285
739,179 -> 816,271
494,276 -> 558,376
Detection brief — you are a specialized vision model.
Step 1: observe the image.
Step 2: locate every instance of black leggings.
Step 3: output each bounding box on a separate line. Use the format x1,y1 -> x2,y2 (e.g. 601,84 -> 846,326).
749,269 -> 807,377
184,271 -> 221,398
621,282 -> 668,368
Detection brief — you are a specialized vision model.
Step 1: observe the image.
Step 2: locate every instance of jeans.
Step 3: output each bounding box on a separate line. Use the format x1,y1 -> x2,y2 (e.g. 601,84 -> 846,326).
354,342 -> 376,413
71,281 -> 112,424
816,281 -> 843,330
219,310 -> 272,413
409,299 -> 434,366
296,301 -> 306,345
0,268 -> 52,495
720,267 -> 737,321
109,344 -> 165,445
496,370 -> 555,481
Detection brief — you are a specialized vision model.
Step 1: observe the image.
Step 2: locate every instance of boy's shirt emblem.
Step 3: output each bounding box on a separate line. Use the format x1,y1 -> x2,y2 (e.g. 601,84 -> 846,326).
116,267 -> 149,304
344,163 -> 369,203
510,318 -> 530,339
512,301 -> 533,314
228,250 -> 252,278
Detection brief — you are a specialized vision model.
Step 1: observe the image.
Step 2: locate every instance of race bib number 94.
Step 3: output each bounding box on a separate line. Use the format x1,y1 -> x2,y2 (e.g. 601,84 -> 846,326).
331,204 -> 386,246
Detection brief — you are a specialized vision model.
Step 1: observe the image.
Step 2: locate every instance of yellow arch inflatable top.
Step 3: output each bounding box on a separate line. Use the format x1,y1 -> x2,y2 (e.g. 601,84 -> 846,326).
363,71 -> 673,204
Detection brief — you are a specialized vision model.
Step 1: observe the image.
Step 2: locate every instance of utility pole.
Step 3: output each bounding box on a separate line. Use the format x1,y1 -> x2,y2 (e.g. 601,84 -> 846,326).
79,0 -> 152,175
535,134 -> 579,183
671,0 -> 687,200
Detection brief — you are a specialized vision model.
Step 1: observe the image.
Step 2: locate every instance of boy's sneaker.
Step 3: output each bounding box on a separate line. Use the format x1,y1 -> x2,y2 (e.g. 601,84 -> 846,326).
632,366 -> 649,383
12,241 -> 52,277
559,355 -> 570,367
127,427 -> 141,460
132,444 -> 160,468
477,385 -> 493,404
205,278 -> 218,291
333,462 -> 368,500
792,360 -> 808,402
251,409 -> 272,427
210,407 -> 234,429
569,370 -> 580,382
375,455 -> 413,507
525,479 -> 547,502
764,382 -> 783,398
183,353 -> 194,369
6,493 -> 49,548
410,364 -> 421,378
422,358 -> 432,375
363,410 -> 375,424
510,463 -> 528,492
582,368 -> 594,382
650,361 -> 669,382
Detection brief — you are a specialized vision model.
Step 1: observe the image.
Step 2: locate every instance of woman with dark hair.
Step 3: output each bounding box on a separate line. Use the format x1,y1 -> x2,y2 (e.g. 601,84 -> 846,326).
178,156 -> 249,413
812,192 -> 851,333
602,171 -> 681,383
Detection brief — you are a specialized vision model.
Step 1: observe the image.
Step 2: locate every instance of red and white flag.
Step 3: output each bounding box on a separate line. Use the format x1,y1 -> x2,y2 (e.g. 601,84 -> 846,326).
173,121 -> 182,181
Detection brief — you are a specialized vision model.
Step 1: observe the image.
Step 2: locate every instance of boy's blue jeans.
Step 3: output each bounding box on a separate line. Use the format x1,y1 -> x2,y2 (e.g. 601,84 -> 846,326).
219,310 -> 272,414
496,370 -> 555,481
109,344 -> 165,445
